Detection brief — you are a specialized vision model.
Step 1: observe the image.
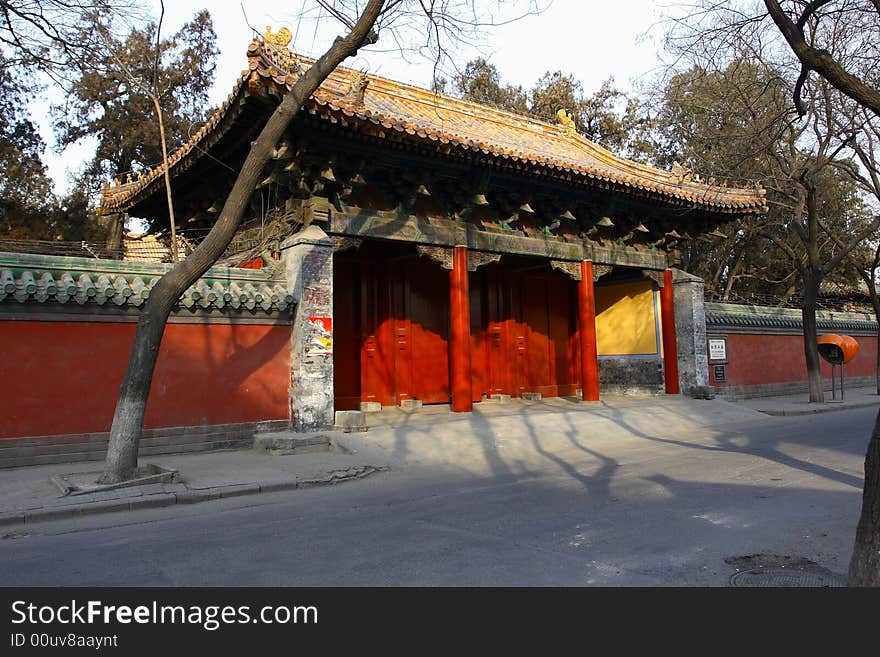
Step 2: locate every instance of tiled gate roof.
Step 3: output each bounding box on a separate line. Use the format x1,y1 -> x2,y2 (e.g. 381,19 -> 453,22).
100,35 -> 768,218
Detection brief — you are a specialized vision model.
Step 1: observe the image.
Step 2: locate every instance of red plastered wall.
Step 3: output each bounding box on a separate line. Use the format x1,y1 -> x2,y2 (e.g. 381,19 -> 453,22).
0,320 -> 290,439
709,332 -> 878,387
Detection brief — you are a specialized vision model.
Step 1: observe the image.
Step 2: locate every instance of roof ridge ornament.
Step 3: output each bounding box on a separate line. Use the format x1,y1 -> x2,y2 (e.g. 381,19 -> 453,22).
556,108 -> 577,135
670,160 -> 694,185
263,25 -> 294,71
342,70 -> 370,107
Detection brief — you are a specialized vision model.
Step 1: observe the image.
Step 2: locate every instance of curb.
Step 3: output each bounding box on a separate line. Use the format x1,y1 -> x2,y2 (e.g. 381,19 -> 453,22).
0,466 -> 388,529
754,400 -> 880,416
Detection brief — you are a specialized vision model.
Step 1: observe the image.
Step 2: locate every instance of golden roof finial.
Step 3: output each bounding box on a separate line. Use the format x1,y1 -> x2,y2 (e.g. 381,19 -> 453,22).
263,25 -> 294,71
556,108 -> 577,134
264,25 -> 292,48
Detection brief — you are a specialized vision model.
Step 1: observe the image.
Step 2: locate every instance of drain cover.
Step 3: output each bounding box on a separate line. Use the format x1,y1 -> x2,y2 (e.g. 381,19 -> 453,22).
730,568 -> 845,587
726,554 -> 846,587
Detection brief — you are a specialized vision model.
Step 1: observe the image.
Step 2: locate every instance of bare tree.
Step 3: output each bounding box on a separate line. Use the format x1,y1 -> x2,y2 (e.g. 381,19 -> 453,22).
664,0 -> 880,587
761,0 -> 880,586
0,0 -> 145,84
661,21 -> 880,402
820,100 -> 880,395
759,78 -> 880,403
93,0 -> 180,260
99,0 -> 540,483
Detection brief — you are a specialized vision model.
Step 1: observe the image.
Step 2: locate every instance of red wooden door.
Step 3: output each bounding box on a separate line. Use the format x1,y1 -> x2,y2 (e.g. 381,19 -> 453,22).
547,277 -> 579,397
483,265 -> 523,397
480,266 -> 578,399
360,262 -> 394,406
334,248 -> 451,409
335,249 -> 581,409
523,272 -> 580,397
469,269 -> 487,402
391,270 -> 413,402
522,275 -> 552,395
333,258 -> 363,410
408,256 -> 450,404
485,267 -> 513,397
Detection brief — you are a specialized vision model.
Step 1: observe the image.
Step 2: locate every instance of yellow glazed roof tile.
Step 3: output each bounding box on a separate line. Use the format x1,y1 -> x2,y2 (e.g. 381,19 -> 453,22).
100,38 -> 767,216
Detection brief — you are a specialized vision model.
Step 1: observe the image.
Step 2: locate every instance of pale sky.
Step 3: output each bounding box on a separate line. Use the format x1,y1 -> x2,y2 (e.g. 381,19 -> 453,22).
41,0 -> 671,194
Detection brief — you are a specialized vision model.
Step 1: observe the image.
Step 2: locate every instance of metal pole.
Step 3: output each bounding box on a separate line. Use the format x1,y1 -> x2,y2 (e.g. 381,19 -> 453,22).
832,363 -> 836,400
841,363 -> 846,402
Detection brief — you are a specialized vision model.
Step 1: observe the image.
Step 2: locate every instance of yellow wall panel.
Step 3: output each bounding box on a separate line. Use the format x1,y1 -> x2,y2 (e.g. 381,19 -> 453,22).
595,280 -> 659,356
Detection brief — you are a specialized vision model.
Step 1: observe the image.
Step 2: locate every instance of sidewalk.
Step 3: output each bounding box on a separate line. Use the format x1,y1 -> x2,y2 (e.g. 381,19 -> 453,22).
1,388 -> 877,529
734,384 -> 880,416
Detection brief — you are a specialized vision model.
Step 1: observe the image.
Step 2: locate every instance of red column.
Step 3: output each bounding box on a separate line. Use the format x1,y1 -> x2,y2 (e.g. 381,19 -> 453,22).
449,245 -> 473,412
578,261 -> 600,401
660,268 -> 680,394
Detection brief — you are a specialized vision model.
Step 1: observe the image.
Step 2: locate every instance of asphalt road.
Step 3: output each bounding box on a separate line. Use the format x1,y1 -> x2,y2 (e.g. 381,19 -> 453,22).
0,405 -> 873,586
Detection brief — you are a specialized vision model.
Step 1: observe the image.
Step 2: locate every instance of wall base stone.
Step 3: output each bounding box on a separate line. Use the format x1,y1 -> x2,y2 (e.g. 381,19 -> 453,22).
713,376 -> 876,400
599,358 -> 664,394
0,419 -> 289,469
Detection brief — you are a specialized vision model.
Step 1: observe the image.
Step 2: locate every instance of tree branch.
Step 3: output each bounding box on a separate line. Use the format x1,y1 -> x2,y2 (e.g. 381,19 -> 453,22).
823,215 -> 880,274
765,0 -> 880,116
761,229 -> 805,274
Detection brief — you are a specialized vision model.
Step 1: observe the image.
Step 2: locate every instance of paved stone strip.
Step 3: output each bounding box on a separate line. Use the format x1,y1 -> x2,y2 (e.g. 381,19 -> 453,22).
0,465 -> 388,528
757,400 -> 879,416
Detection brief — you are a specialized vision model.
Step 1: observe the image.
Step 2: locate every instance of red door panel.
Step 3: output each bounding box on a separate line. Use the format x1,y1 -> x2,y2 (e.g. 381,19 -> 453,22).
335,249 -> 582,410
391,270 -> 413,402
469,269 -> 487,402
407,257 -> 450,404
333,258 -> 362,410
360,263 -> 395,406
522,276 -> 552,394
548,279 -> 576,396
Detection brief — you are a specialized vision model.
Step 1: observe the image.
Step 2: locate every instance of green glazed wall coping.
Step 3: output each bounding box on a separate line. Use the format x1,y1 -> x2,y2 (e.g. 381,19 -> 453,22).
0,252 -> 292,313
705,302 -> 877,333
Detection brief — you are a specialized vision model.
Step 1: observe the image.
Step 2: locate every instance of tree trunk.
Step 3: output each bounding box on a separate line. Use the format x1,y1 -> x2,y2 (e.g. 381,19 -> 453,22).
105,213 -> 125,258
866,277 -> 880,396
99,0 -> 385,484
872,293 -> 880,396
848,409 -> 880,586
721,254 -> 744,302
801,275 -> 824,403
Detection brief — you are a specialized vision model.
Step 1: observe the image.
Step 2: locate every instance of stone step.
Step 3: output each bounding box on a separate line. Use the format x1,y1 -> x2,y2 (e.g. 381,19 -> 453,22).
253,432 -> 332,455
335,410 -> 367,432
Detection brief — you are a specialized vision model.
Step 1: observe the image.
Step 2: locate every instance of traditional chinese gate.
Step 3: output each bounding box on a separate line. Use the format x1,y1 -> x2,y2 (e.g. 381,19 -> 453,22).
334,244 -> 582,410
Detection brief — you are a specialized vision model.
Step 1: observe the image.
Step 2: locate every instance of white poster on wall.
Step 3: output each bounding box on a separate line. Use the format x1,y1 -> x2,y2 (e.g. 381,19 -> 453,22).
708,338 -> 727,362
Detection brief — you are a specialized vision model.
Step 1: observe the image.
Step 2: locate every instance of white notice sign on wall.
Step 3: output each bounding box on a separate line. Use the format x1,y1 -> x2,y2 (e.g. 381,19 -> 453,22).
708,338 -> 727,362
